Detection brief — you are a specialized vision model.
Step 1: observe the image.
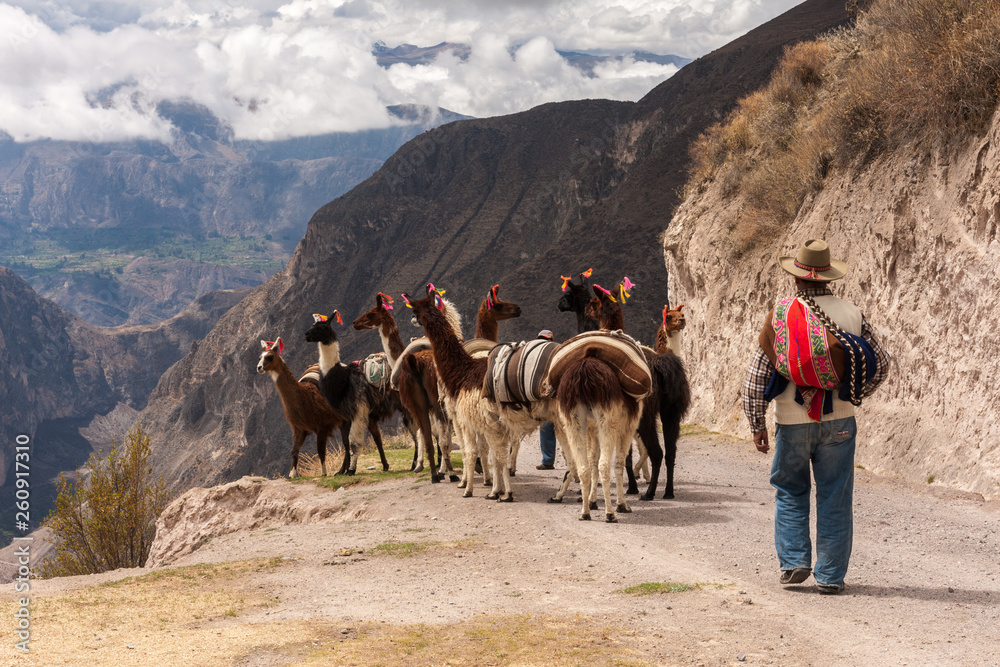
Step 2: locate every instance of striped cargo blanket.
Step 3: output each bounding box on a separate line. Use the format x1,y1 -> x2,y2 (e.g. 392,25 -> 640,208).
542,330 -> 652,400
463,338 -> 497,359
482,339 -> 559,405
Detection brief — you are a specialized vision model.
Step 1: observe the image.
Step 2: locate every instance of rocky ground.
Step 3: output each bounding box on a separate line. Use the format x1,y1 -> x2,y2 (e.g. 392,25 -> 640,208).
3,427 -> 998,666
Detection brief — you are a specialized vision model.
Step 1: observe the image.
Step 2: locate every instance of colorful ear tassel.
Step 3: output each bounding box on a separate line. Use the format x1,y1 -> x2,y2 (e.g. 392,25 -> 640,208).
333,310 -> 343,325
426,283 -> 446,296
313,313 -> 328,323
662,305 -> 669,327
618,277 -> 634,304
263,338 -> 283,353
434,294 -> 445,310
486,284 -> 499,309
560,275 -> 572,291
378,292 -> 394,310
594,284 -> 616,302
401,294 -> 412,308
581,268 -> 593,278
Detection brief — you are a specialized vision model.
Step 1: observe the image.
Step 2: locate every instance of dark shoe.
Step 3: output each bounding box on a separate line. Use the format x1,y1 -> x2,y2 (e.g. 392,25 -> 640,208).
536,464 -> 555,470
817,583 -> 844,595
779,567 -> 812,585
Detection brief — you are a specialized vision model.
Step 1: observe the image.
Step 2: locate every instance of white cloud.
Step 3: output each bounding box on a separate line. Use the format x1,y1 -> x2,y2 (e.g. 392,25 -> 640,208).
0,0 -> 801,142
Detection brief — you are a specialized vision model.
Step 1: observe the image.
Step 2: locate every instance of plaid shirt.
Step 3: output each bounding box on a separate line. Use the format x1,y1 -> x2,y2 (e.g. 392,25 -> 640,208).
742,286 -> 892,433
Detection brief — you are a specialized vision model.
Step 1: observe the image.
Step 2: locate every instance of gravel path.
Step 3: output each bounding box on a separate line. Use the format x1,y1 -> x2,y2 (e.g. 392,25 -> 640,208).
15,428 -> 1000,665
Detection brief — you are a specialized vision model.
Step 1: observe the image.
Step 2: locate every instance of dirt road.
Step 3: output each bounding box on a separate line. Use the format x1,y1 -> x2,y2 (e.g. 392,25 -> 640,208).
6,428 -> 1000,666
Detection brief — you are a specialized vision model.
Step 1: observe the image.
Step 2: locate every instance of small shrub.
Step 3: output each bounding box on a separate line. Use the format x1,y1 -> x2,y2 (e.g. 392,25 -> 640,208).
41,424 -> 172,577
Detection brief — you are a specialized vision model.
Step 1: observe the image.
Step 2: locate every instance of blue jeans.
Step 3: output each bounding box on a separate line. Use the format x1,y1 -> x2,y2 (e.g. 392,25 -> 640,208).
539,421 -> 556,466
770,417 -> 857,587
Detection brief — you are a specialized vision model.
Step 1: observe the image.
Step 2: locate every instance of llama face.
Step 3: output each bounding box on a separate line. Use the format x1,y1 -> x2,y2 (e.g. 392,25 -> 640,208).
257,339 -> 283,374
664,307 -> 686,333
304,316 -> 337,345
558,279 -> 591,314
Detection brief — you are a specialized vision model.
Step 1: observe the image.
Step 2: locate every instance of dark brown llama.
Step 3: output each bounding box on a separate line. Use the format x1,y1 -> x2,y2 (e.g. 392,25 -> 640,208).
588,289 -> 692,500
353,292 -> 458,480
256,338 -> 345,478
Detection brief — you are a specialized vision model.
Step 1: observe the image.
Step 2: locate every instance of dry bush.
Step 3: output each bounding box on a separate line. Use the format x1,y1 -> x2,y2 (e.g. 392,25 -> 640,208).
41,425 -> 172,577
680,0 -> 1000,256
842,0 -> 1000,151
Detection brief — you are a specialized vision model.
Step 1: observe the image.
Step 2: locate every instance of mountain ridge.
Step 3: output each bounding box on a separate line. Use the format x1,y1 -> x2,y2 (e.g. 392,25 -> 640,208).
136,0 -> 853,491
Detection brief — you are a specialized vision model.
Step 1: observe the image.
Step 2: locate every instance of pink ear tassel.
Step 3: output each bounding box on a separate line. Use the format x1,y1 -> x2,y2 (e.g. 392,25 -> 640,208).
662,305 -> 669,327
334,311 -> 343,325
560,275 -> 572,291
401,294 -> 412,308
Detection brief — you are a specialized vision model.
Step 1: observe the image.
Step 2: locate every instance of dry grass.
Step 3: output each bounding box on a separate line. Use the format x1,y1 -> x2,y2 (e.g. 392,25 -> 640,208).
686,0 -> 1000,255
279,614 -> 653,666
1,559 -> 297,666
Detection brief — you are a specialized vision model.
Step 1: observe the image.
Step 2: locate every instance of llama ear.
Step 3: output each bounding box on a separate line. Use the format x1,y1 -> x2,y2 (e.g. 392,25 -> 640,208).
401,293 -> 412,308
275,337 -> 284,354
313,313 -> 327,323
434,294 -> 445,310
581,268 -> 593,279
677,304 -> 685,311
261,340 -> 271,350
662,305 -> 669,327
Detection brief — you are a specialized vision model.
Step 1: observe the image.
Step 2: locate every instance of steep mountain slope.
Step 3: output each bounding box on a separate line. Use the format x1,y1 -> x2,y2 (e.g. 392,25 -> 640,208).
0,268 -> 248,545
138,0 -> 852,491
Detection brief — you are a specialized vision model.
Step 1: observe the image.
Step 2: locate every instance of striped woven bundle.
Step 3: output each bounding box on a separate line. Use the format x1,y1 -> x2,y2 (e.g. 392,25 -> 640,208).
542,330 -> 652,399
482,339 -> 559,405
299,363 -> 321,386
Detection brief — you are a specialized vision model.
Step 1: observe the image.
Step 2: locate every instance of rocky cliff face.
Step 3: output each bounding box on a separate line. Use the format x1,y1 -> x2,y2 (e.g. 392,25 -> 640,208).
0,268 -> 248,545
664,113 -> 1000,500
137,0 -> 852,491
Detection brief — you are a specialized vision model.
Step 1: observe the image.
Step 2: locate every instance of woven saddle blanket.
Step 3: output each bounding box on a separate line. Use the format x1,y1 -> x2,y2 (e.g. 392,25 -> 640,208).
482,339 -> 559,405
542,330 -> 652,400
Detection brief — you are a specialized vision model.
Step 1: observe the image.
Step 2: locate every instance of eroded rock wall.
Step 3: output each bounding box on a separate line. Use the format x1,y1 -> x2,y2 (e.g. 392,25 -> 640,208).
664,115 -> 1000,500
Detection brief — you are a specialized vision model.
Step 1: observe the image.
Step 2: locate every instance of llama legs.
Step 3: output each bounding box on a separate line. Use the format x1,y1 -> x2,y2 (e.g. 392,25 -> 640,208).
289,428 -> 307,478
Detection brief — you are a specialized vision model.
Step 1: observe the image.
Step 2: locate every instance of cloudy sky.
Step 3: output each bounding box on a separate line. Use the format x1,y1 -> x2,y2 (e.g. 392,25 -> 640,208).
0,0 -> 800,142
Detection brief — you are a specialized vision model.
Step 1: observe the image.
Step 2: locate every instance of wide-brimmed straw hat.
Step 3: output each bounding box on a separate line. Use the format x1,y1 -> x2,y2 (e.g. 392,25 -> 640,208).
778,239 -> 848,282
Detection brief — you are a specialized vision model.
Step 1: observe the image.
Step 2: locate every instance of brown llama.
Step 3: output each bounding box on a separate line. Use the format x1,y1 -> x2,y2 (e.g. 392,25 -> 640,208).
656,303 -> 686,354
353,292 -> 458,480
256,338 -> 345,478
550,280 -> 648,521
404,290 -> 519,501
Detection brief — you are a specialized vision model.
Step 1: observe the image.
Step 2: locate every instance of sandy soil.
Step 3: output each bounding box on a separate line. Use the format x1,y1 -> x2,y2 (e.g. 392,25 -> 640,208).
6,427 -> 1000,666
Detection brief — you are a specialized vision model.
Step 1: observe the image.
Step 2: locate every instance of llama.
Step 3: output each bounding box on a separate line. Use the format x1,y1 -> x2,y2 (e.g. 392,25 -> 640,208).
557,268 -> 600,332
657,303 -> 686,355
550,280 -> 648,521
353,292 -> 458,479
256,338 -> 344,478
404,290 -> 520,501
303,311 -> 394,477
588,291 -> 692,501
